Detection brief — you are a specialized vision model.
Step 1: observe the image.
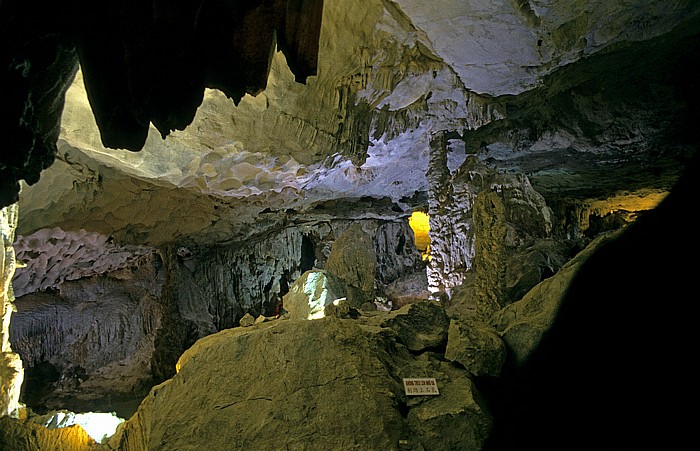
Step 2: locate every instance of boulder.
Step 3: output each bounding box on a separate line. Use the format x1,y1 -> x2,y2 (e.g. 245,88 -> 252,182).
383,270 -> 430,309
114,319 -> 406,450
381,301 -> 450,352
281,270 -> 346,320
444,320 -> 506,377
238,313 -> 255,327
109,313 -> 492,450
325,224 -> 376,308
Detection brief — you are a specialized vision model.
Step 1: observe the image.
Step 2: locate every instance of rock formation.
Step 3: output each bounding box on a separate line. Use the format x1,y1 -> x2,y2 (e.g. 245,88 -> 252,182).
0,415 -> 98,451
324,223 -> 377,308
282,269 -> 346,319
110,302 -> 491,451
0,0 -> 698,449
1,204 -> 23,417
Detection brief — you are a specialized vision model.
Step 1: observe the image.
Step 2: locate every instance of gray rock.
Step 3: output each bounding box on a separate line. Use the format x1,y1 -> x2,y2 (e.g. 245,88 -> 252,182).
384,270 -> 430,309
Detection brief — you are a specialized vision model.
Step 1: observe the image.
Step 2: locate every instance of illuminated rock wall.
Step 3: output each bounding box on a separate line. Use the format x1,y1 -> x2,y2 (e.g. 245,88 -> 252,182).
426,133 -> 477,295
427,133 -> 556,317
1,204 -> 23,417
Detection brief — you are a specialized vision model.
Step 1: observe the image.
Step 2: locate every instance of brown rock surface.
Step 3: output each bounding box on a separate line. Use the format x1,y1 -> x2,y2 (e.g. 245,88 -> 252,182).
0,415 -> 99,451
110,309 -> 492,450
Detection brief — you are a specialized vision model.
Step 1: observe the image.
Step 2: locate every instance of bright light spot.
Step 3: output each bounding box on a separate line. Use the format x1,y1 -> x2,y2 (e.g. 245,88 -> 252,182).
332,297 -> 346,306
408,211 -> 431,261
307,310 -> 326,320
303,272 -> 329,319
43,410 -> 125,443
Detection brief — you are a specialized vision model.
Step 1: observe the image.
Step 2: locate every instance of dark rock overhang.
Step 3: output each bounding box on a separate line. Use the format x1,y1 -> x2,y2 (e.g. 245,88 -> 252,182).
0,0 -> 324,208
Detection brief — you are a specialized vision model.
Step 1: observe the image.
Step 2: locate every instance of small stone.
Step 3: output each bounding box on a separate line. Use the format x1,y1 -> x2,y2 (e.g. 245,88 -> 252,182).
239,313 -> 255,327
324,298 -> 359,319
361,301 -> 377,311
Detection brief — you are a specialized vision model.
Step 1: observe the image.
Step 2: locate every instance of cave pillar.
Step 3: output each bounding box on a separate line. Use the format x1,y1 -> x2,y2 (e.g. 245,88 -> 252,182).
0,203 -> 23,417
426,131 -> 475,297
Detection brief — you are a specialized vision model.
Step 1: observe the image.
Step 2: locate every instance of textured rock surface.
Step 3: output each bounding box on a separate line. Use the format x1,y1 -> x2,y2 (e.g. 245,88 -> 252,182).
10,253 -> 164,416
188,217 -> 420,329
428,151 -> 556,317
444,320 -> 506,378
325,223 -> 377,307
483,155 -> 700,450
1,204 -> 23,416
380,301 -> 450,352
1,0 -> 324,206
282,269 -> 345,319
490,229 -> 622,366
13,228 -> 152,297
383,270 -> 431,308
111,306 -> 492,451
405,359 -> 491,451
0,416 -> 98,451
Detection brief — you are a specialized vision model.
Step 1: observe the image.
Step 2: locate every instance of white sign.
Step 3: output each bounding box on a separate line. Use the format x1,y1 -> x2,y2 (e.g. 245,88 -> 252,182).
403,378 -> 439,396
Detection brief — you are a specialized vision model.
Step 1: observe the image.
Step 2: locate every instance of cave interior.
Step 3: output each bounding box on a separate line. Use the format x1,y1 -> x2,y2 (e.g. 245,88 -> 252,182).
1,0 -> 700,450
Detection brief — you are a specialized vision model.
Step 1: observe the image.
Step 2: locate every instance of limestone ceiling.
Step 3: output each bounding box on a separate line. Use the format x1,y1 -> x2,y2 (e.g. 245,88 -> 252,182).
3,0 -> 700,249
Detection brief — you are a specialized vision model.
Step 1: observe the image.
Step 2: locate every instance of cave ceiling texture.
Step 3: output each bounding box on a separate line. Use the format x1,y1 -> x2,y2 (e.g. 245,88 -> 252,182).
2,0 -> 698,249
2,0 -> 700,449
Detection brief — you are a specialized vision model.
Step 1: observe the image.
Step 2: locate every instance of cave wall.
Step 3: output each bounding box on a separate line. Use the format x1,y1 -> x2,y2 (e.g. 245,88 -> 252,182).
187,217 -> 423,332
10,252 -> 164,415
426,134 -> 582,321
1,204 -> 23,417
8,216 -> 422,412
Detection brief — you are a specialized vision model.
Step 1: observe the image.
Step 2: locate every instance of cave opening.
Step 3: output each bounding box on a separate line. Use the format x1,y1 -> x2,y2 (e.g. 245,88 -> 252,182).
408,211 -> 431,261
300,234 -> 316,272
19,361 -> 60,415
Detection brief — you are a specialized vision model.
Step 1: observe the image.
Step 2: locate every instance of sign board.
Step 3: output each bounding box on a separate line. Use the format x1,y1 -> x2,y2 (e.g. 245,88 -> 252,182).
403,378 -> 439,396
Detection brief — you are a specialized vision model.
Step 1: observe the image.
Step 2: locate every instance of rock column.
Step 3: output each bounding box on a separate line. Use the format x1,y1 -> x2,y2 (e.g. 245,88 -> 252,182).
426,131 -> 476,296
1,204 -> 23,416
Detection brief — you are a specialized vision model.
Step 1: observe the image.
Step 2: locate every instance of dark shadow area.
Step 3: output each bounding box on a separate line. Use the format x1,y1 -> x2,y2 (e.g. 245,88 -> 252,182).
300,234 -> 316,272
482,151 -> 700,450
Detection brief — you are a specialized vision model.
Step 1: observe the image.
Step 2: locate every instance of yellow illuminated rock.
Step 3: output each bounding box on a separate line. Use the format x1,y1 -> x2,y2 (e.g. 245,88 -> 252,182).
409,211 -> 431,260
